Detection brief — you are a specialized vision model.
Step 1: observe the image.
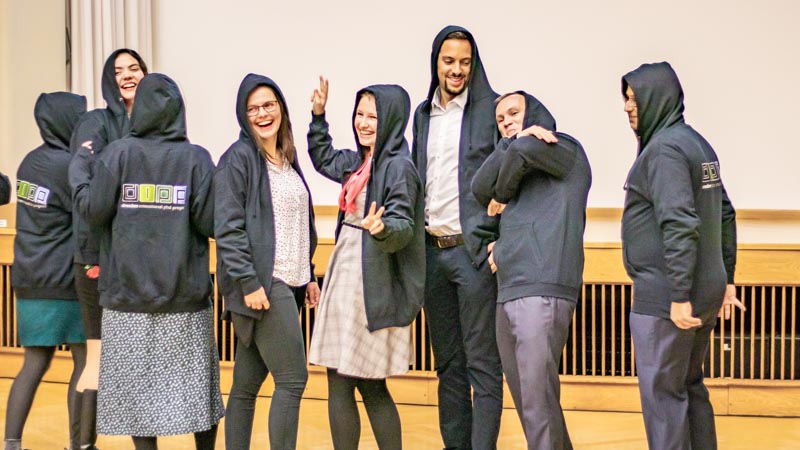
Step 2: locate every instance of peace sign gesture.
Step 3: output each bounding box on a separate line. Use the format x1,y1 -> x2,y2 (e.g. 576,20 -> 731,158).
311,75 -> 329,115
360,201 -> 386,235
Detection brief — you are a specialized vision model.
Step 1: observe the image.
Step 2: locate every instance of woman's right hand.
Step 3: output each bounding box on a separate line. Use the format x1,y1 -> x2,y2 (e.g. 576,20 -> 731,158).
311,75 -> 329,115
244,287 -> 271,311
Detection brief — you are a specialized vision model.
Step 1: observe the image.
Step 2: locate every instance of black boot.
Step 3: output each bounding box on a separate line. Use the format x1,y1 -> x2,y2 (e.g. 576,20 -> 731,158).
79,390 -> 98,450
68,390 -> 83,450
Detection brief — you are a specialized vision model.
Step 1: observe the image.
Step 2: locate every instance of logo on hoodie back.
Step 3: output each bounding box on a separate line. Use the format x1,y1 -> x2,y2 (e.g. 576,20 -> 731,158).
16,180 -> 50,208
121,183 -> 188,211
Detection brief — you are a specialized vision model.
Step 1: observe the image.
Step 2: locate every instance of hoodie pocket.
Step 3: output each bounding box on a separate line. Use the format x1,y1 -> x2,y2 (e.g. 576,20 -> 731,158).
494,222 -> 544,286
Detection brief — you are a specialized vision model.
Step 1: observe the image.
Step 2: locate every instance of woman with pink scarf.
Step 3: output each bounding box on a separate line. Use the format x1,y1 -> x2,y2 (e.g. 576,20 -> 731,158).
307,77 -> 425,450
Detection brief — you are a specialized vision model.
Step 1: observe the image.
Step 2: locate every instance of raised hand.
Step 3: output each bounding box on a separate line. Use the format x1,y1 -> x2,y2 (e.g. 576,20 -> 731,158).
518,124 -> 558,143
311,75 -> 329,115
360,201 -> 386,236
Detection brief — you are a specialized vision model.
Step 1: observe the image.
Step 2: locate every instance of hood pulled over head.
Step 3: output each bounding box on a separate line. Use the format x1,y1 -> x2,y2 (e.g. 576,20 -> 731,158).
622,61 -> 685,150
128,73 -> 187,142
34,92 -> 87,151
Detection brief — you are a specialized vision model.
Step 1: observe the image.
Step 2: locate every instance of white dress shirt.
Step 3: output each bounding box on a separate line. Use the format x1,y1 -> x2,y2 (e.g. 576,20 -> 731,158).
425,87 -> 468,236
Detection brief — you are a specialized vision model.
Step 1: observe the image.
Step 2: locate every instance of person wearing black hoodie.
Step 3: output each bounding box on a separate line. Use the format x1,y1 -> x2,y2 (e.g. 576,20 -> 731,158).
72,73 -> 222,449
215,74 -> 318,450
621,62 -> 742,450
4,92 -> 87,450
411,25 -> 503,449
0,172 -> 10,205
307,79 -> 424,450
472,91 -> 591,450
68,48 -> 148,450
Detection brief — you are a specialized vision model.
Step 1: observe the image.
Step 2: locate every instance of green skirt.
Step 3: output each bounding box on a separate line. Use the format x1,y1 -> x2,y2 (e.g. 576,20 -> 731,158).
16,298 -> 86,346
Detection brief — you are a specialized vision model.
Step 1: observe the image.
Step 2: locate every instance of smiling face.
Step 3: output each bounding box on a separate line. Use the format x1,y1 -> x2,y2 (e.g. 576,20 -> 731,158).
246,86 -> 282,145
436,38 -> 472,106
114,52 -> 145,110
495,94 -> 526,138
624,85 -> 638,132
354,93 -> 377,152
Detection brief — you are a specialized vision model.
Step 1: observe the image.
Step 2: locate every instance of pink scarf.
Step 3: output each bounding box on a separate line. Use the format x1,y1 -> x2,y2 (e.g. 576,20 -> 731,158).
339,157 -> 372,214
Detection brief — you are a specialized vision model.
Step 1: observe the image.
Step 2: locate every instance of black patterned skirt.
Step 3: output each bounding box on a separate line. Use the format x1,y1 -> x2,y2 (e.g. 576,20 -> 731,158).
96,307 -> 224,436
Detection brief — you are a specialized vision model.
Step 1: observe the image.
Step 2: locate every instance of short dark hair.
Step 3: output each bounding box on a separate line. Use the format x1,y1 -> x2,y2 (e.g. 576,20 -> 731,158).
116,49 -> 149,75
445,30 -> 469,41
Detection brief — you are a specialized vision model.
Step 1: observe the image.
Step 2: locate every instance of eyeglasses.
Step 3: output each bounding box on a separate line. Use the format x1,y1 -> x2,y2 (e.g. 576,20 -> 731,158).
246,101 -> 279,117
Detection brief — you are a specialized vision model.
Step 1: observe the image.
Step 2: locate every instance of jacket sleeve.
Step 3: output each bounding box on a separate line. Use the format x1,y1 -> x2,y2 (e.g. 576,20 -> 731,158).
84,156 -> 120,228
190,148 -> 216,239
69,113 -> 109,222
495,136 -> 577,203
721,185 -> 737,284
471,138 -> 511,207
371,160 -> 420,254
307,113 -> 361,183
0,172 -> 10,205
648,146 -> 700,303
410,107 -> 422,168
213,152 -> 262,296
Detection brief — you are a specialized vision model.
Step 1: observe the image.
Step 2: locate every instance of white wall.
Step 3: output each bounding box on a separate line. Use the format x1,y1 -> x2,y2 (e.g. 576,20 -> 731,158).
0,0 -> 67,193
158,1 -> 798,209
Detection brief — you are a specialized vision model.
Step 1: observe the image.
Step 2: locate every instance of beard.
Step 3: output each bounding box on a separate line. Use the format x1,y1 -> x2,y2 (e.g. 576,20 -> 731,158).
444,79 -> 467,97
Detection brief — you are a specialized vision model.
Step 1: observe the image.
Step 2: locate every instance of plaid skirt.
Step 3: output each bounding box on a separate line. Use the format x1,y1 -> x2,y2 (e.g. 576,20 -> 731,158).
308,194 -> 413,379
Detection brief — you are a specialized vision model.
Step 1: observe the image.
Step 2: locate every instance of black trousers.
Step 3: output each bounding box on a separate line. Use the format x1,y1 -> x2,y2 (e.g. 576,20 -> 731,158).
225,279 -> 308,450
424,242 -> 503,450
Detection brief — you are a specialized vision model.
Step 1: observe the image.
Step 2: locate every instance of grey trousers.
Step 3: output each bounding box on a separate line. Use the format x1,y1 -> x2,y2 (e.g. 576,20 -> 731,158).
496,296 -> 575,450
630,309 -> 718,450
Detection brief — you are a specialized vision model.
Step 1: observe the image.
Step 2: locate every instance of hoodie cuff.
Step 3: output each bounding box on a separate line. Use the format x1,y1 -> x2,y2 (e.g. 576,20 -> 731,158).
311,112 -> 326,122
239,276 -> 262,296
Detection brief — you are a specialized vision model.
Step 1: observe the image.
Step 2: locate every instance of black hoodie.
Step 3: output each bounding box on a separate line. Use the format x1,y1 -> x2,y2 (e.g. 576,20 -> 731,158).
621,62 -> 737,319
73,74 -> 216,313
308,84 -> 425,331
69,49 -> 148,265
472,91 -> 591,303
13,92 -> 86,299
412,25 -> 499,266
214,74 -> 318,321
0,173 -> 10,205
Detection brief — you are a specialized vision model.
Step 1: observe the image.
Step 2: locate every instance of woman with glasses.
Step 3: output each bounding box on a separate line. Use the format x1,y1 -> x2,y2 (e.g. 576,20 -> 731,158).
307,77 -> 424,450
215,73 -> 319,450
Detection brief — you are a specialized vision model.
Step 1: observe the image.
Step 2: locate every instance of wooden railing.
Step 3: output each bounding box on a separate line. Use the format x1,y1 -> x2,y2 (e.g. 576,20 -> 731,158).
2,233 -> 797,383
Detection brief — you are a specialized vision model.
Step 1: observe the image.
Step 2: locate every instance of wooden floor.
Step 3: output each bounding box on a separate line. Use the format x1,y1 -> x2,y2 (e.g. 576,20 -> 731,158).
2,379 -> 799,449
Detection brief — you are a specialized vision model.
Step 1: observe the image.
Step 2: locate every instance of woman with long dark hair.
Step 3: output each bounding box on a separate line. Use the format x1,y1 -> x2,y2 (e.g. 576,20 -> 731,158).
68,48 -> 149,450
